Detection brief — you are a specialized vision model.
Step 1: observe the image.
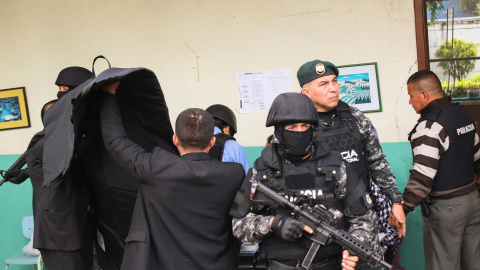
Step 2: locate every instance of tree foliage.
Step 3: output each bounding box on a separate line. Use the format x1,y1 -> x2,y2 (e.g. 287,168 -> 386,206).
435,37 -> 479,81
427,1 -> 445,23
458,0 -> 480,17
428,0 -> 480,22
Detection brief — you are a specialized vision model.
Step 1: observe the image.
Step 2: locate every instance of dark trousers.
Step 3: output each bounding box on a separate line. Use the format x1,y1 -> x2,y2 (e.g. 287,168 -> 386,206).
423,190 -> 480,270
40,246 -> 93,270
39,214 -> 94,270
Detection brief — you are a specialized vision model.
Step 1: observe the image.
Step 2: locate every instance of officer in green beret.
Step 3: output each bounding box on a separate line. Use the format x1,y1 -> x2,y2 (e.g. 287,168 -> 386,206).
297,60 -> 406,269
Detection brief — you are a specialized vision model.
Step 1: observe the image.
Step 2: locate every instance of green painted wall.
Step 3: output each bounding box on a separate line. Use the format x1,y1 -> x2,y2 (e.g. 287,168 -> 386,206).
0,142 -> 423,269
0,155 -> 33,270
378,143 -> 424,270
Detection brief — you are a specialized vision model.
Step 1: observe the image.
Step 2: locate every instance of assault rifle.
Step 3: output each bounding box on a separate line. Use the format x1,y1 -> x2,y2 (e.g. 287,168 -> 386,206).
250,178 -> 392,270
0,152 -> 27,187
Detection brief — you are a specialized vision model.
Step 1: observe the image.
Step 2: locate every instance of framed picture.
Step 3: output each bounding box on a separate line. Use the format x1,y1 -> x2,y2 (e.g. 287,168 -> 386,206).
337,62 -> 382,113
0,87 -> 31,131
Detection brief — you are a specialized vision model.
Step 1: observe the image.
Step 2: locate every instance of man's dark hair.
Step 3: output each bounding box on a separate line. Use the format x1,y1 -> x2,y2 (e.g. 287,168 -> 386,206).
41,99 -> 58,123
407,70 -> 442,95
175,108 -> 214,150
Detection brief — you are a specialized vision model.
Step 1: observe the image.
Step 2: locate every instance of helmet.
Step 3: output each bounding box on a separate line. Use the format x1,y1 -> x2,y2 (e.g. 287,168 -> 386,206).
266,93 -> 318,127
55,67 -> 92,88
206,104 -> 237,134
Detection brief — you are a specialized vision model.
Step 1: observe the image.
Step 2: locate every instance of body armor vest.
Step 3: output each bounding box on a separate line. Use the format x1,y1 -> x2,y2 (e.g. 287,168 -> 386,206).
315,101 -> 371,215
411,102 -> 476,192
208,133 -> 235,160
251,143 -> 345,261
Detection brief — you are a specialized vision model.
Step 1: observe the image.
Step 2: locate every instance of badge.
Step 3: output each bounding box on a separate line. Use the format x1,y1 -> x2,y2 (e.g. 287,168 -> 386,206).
250,168 -> 258,200
363,193 -> 374,209
315,63 -> 325,75
250,182 -> 257,200
366,194 -> 373,205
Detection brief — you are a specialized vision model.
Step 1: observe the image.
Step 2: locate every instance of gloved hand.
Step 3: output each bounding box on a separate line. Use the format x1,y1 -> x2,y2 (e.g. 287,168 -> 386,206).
270,216 -> 304,242
4,169 -> 29,184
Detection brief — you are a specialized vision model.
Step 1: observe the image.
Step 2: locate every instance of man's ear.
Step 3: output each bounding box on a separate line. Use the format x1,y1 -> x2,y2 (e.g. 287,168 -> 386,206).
209,136 -> 216,148
301,88 -> 310,97
172,134 -> 180,147
422,91 -> 429,103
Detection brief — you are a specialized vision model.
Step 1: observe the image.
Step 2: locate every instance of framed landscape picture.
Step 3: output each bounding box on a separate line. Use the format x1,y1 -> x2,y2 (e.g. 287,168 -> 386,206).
337,62 -> 382,113
0,87 -> 30,131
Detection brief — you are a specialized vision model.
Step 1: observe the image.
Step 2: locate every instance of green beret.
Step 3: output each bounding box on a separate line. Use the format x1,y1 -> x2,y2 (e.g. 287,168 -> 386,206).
297,60 -> 339,87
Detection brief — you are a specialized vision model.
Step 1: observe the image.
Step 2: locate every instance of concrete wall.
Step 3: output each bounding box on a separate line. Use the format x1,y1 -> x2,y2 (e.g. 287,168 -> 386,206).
0,0 -> 418,152
0,1 -> 423,269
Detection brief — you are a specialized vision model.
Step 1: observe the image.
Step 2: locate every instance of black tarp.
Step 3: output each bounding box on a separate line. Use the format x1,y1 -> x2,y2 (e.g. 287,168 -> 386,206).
42,66 -> 178,269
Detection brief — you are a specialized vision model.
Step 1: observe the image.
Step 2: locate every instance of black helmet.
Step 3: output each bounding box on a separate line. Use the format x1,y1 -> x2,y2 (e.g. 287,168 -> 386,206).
55,66 -> 92,89
266,93 -> 318,127
206,104 -> 237,134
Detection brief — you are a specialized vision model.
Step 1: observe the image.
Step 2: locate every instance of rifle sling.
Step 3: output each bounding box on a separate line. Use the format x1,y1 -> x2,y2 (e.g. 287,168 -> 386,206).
342,180 -> 366,208
234,191 -> 252,210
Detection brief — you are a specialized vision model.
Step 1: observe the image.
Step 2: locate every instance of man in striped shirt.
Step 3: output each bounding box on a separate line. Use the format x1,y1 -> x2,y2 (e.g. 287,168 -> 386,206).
401,69 -> 480,270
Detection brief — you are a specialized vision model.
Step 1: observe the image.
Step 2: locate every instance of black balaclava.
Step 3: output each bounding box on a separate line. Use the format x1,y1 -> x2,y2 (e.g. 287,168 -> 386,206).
275,124 -> 314,161
57,86 -> 74,99
57,90 -> 67,99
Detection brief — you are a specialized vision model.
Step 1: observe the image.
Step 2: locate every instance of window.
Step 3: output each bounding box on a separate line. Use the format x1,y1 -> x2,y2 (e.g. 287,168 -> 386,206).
414,0 -> 480,100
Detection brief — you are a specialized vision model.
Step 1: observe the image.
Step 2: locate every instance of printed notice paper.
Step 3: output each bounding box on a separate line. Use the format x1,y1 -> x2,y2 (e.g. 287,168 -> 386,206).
237,69 -> 291,113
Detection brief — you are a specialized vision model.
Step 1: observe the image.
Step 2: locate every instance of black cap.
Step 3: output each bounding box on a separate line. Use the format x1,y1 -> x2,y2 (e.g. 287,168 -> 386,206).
297,60 -> 339,87
55,66 -> 92,88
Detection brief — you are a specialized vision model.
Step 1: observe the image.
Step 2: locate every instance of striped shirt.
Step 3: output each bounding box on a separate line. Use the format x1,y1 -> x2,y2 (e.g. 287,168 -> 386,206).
403,119 -> 480,212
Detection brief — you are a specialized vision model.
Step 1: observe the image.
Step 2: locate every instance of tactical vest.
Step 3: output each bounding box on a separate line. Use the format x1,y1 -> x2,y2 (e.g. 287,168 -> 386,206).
410,103 -> 476,192
251,144 -> 345,261
208,133 -> 235,160
315,101 -> 372,215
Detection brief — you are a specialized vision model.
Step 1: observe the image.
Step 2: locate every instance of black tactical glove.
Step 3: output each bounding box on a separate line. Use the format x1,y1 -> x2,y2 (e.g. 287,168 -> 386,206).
4,169 -> 29,184
270,216 -> 304,242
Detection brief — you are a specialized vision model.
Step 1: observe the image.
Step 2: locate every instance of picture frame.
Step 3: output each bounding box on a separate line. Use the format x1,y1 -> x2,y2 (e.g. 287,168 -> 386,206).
337,62 -> 382,113
0,87 -> 31,131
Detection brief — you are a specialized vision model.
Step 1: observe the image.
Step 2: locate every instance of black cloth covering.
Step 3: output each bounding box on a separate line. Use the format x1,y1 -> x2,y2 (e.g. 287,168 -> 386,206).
42,67 -> 178,269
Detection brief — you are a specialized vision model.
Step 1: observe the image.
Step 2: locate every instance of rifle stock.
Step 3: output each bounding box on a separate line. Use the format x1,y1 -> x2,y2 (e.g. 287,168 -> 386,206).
251,179 -> 392,270
0,152 -> 27,187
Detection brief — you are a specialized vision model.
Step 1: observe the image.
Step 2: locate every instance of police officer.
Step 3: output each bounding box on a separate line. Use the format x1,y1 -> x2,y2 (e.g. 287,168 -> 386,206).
396,70 -> 480,270
297,59 -> 406,236
3,66 -> 92,184
55,66 -> 92,99
3,66 -> 92,186
206,104 -> 250,174
230,92 -> 363,270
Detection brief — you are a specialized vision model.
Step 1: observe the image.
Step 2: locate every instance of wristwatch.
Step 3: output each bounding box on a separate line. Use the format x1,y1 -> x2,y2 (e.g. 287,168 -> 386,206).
392,195 -> 404,205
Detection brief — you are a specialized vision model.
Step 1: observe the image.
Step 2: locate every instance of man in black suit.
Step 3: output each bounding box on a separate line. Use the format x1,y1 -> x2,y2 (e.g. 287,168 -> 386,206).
101,82 -> 245,270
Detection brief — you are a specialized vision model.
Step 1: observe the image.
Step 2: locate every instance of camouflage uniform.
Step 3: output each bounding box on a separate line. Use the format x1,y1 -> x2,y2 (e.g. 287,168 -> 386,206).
233,162 -> 347,243
232,161 -> 383,269
346,209 -> 382,270
346,106 -> 401,200
316,104 -> 399,270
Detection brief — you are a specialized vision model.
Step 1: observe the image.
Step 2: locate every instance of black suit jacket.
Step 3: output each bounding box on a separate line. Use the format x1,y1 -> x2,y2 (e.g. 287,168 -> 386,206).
26,130 -> 89,250
101,95 -> 245,270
